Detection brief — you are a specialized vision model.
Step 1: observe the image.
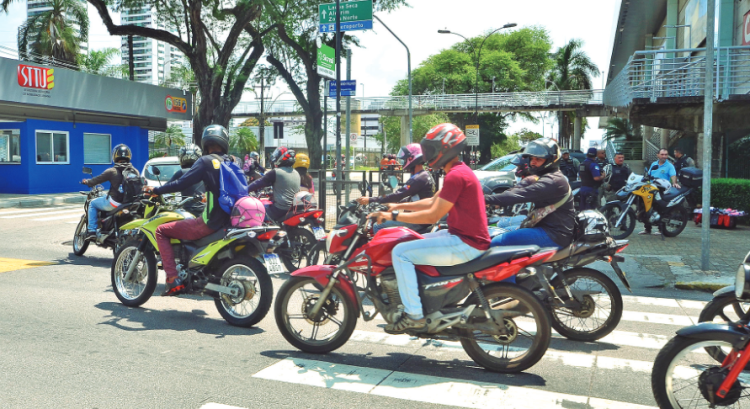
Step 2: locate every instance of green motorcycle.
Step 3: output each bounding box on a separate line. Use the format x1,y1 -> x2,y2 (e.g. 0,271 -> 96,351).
111,194 -> 285,327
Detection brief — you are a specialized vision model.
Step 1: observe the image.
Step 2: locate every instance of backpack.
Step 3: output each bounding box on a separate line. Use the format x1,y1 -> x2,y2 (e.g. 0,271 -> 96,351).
119,166 -> 143,204
211,154 -> 249,214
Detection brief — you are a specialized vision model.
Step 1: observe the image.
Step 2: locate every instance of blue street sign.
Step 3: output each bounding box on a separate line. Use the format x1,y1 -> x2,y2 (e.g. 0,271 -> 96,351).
319,20 -> 373,33
328,80 -> 357,98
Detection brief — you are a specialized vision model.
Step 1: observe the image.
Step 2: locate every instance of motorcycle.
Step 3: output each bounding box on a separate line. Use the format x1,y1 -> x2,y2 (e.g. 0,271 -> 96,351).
73,166 -> 145,256
275,212 -> 556,373
651,250 -> 750,408
111,192 -> 282,327
600,165 -> 692,240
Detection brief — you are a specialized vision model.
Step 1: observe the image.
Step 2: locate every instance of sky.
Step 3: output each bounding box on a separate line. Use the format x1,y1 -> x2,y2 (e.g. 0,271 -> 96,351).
0,0 -> 620,145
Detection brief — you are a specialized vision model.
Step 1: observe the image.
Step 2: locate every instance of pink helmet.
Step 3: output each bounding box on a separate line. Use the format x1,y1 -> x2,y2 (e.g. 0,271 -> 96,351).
397,143 -> 424,171
230,197 -> 266,228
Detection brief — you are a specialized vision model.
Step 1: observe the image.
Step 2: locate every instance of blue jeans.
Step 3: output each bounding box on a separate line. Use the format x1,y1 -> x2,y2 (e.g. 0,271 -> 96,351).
490,227 -> 561,249
391,229 -> 485,319
88,196 -> 115,232
373,220 -> 426,234
494,215 -> 526,231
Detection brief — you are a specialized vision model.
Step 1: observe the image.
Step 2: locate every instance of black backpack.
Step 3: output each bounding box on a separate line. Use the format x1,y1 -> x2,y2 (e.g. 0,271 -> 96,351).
119,166 -> 144,204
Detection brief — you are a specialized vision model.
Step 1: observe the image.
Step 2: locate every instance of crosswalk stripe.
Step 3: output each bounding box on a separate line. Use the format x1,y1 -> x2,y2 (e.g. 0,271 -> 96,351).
0,206 -> 77,215
253,357 -> 657,409
622,295 -> 707,310
0,208 -> 82,219
32,214 -> 84,221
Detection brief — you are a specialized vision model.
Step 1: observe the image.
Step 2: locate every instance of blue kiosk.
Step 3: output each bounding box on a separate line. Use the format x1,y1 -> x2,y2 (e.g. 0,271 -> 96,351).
0,57 -> 192,194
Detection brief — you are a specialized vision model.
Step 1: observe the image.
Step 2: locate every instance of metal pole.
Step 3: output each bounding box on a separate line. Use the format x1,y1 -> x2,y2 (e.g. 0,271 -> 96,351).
361,82 -> 365,166
373,15 -> 412,142
322,80 -> 328,218
345,49 -> 352,199
335,0 -> 342,209
701,0 -> 716,271
259,77 -> 265,167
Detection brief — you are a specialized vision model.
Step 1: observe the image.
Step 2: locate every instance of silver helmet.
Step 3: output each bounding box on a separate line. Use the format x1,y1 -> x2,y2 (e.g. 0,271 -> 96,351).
178,143 -> 202,168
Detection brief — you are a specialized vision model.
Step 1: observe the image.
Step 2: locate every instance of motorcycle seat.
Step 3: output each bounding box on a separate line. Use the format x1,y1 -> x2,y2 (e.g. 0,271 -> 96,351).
661,186 -> 691,201
435,245 -> 540,276
183,229 -> 227,248
545,241 -> 589,262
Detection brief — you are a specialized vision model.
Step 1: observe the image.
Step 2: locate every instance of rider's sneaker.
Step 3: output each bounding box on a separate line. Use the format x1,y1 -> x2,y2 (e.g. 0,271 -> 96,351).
385,314 -> 426,334
638,230 -> 652,235
161,277 -> 185,297
85,231 -> 97,240
652,231 -> 662,236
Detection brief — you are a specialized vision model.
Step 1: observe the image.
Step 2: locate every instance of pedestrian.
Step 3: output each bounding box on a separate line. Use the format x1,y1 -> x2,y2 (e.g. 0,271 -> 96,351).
639,148 -> 681,235
673,148 -> 695,174
604,152 -> 632,202
578,147 -> 603,210
559,150 -> 579,181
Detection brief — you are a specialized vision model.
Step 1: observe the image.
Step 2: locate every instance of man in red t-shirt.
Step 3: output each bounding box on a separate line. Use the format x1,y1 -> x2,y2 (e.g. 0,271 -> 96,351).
369,124 -> 489,334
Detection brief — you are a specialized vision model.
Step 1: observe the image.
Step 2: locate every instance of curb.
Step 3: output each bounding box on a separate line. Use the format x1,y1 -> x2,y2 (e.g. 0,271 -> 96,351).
1,195 -> 86,209
675,277 -> 734,293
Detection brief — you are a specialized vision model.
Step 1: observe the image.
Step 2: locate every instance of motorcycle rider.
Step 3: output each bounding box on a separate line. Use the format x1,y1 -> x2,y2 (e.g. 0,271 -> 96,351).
487,154 -> 539,231
368,124 -> 490,334
144,125 -> 234,296
578,147 -> 603,210
82,144 -> 139,239
247,146 -> 300,221
357,143 -> 435,233
603,152 -> 632,202
294,153 -> 315,193
486,139 -> 575,250
559,150 -> 579,181
640,148 -> 681,235
244,151 -> 265,182
168,144 -> 206,218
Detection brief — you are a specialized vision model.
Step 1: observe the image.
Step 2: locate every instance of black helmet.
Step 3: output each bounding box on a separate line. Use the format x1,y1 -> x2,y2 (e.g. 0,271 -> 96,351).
178,143 -> 202,168
522,138 -> 561,175
510,154 -> 530,178
112,144 -> 132,163
201,125 -> 229,154
270,146 -> 296,167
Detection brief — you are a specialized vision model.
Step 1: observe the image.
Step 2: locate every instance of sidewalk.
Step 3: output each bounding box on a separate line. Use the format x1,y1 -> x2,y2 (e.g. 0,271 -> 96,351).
0,192 -> 86,209
616,222 -> 748,291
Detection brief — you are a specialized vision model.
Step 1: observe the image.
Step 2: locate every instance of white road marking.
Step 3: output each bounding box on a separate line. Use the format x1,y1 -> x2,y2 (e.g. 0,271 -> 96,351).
1,208 -> 82,219
253,357 -> 657,409
622,295 -> 707,310
32,214 -> 84,221
200,404 -> 246,409
0,206 -> 77,216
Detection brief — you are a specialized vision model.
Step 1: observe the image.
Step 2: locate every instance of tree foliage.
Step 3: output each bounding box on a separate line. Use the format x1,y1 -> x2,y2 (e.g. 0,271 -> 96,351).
16,0 -> 89,66
372,113 -> 451,153
238,117 -> 271,127
604,118 -> 635,141
230,127 -> 258,156
491,135 -> 521,158
77,47 -> 121,76
154,125 -> 186,149
514,127 -> 544,144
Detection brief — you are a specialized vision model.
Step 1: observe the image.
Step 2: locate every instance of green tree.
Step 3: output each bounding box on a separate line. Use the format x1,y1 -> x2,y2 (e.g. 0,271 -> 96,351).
154,125 -> 186,150
372,113 -> 451,153
15,0 -> 89,66
230,127 -> 258,157
77,47 -> 120,76
515,128 -> 544,144
604,118 -> 635,141
547,39 -> 599,148
491,135 -> 521,158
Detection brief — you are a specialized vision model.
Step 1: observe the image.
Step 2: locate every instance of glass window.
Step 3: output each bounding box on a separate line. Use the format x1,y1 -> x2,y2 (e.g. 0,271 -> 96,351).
479,155 -> 515,172
0,130 -> 21,163
143,164 -> 180,182
36,131 -> 68,163
83,133 -> 111,164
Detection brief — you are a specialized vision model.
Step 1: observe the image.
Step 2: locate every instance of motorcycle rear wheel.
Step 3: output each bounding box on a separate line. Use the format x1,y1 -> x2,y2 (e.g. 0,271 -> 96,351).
549,268 -> 623,342
111,239 -> 157,307
275,276 -> 357,354
213,255 -> 273,328
459,283 -> 551,373
280,227 -> 317,273
601,203 -> 636,240
73,216 -> 89,256
661,206 -> 688,237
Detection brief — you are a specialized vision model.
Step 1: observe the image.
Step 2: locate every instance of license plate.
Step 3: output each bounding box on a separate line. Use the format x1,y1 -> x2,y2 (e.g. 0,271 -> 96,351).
312,227 -> 326,240
263,254 -> 285,274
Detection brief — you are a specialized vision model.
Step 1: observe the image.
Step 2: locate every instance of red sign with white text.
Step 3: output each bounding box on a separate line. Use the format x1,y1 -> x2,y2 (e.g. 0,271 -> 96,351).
17,64 -> 55,90
743,11 -> 750,45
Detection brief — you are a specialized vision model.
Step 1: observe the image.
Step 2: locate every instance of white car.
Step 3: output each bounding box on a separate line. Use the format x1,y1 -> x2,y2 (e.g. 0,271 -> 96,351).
141,156 -> 182,188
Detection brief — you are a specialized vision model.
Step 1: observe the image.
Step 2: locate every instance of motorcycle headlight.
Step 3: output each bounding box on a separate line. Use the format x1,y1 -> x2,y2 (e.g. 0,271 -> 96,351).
736,262 -> 750,299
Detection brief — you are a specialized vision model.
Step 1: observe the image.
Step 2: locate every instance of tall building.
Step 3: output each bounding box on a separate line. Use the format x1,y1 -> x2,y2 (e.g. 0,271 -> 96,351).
120,7 -> 179,85
22,0 -> 88,62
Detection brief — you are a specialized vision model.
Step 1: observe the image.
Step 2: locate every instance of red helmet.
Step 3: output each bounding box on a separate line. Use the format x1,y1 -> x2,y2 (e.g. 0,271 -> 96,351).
271,146 -> 296,167
420,123 -> 466,169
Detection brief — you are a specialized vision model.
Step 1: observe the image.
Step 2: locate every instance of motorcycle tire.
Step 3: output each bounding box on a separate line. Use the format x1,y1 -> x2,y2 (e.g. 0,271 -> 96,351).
73,216 -> 89,256
306,241 -> 327,266
280,227 -> 317,273
549,268 -> 623,342
661,205 -> 688,238
459,283 -> 551,373
111,239 -> 157,307
601,203 -> 636,240
213,255 -> 273,328
697,294 -> 750,363
275,276 -> 358,354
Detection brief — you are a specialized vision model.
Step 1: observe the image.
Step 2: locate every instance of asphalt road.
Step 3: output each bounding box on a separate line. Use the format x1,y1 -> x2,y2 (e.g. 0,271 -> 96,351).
0,204 -> 718,409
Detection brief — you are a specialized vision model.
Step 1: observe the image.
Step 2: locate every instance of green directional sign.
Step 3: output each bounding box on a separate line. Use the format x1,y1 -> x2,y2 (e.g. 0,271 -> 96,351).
317,44 -> 335,79
319,0 -> 373,32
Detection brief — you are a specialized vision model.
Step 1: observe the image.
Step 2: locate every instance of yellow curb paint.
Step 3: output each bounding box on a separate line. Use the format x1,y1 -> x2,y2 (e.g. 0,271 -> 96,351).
0,257 -> 56,274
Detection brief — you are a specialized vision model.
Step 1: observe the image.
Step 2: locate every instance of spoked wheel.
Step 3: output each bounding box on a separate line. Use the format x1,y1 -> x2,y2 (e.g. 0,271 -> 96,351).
275,276 -> 357,354
601,203 -> 636,240
458,283 -> 551,373
111,238 -> 157,307
213,256 -> 273,327
662,206 -> 689,237
280,228 -> 318,273
652,335 -> 750,409
305,241 -> 328,267
73,216 -> 90,256
698,295 -> 750,362
549,268 -> 623,342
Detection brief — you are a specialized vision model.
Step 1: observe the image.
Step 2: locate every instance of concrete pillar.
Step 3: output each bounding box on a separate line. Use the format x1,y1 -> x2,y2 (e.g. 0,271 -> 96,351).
660,128 -> 669,149
666,0 -> 678,57
643,126 -> 653,161
400,116 -> 409,148
573,116 -> 582,151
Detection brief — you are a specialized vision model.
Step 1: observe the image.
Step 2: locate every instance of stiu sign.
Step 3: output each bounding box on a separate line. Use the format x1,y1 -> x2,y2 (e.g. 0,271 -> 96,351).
17,64 -> 55,90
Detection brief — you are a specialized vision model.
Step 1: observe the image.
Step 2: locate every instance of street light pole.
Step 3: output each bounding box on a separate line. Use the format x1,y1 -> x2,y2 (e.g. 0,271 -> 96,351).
361,82 -> 366,164
374,15 -> 412,142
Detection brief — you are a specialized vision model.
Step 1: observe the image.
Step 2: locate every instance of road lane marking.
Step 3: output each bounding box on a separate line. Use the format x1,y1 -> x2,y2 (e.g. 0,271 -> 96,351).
1,208 -> 82,219
622,295 -> 707,310
0,206 -> 77,215
253,357 -> 657,409
32,214 -> 84,221
0,257 -> 56,274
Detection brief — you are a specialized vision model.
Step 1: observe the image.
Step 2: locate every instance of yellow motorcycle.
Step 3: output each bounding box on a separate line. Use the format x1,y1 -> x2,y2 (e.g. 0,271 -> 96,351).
111,194 -> 286,327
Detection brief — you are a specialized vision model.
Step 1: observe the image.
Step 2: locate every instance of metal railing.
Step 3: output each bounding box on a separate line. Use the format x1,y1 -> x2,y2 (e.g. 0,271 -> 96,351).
604,46 -> 750,108
232,90 -> 605,117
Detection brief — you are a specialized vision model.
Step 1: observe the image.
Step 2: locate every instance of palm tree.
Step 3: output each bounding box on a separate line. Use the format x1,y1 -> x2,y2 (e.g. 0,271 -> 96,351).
77,47 -> 120,77
17,0 -> 89,67
548,39 -> 599,148
604,118 -> 635,142
154,125 -> 186,153
230,127 -> 258,157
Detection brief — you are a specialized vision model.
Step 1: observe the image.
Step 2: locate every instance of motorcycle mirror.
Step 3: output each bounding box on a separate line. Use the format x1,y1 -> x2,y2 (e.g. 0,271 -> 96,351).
650,165 -> 659,171
388,176 -> 399,190
82,166 -> 93,175
150,166 -> 161,176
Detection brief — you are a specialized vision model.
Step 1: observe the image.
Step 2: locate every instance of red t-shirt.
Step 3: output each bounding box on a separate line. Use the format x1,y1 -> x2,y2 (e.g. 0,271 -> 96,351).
439,162 -> 490,250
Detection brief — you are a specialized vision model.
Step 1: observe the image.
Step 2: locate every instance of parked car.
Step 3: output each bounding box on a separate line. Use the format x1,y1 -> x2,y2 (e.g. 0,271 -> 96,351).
141,156 -> 181,187
474,154 -> 517,195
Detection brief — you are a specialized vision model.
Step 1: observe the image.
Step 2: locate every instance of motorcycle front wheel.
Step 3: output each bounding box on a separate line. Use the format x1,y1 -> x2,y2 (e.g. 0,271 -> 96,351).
698,294 -> 750,362
111,238 -> 157,307
275,276 -> 358,354
458,283 -> 551,373
661,206 -> 689,237
213,255 -> 273,327
279,227 -> 317,273
549,268 -> 623,342
652,335 -> 750,409
601,203 -> 636,240
73,216 -> 89,256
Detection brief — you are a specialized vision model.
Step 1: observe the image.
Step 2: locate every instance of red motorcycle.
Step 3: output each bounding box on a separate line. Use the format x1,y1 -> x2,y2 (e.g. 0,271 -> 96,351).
275,212 -> 557,373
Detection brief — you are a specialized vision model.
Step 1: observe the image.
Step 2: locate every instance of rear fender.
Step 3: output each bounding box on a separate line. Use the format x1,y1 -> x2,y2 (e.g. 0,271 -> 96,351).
190,236 -> 238,266
676,323 -> 750,349
714,286 -> 736,298
291,265 -> 359,315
